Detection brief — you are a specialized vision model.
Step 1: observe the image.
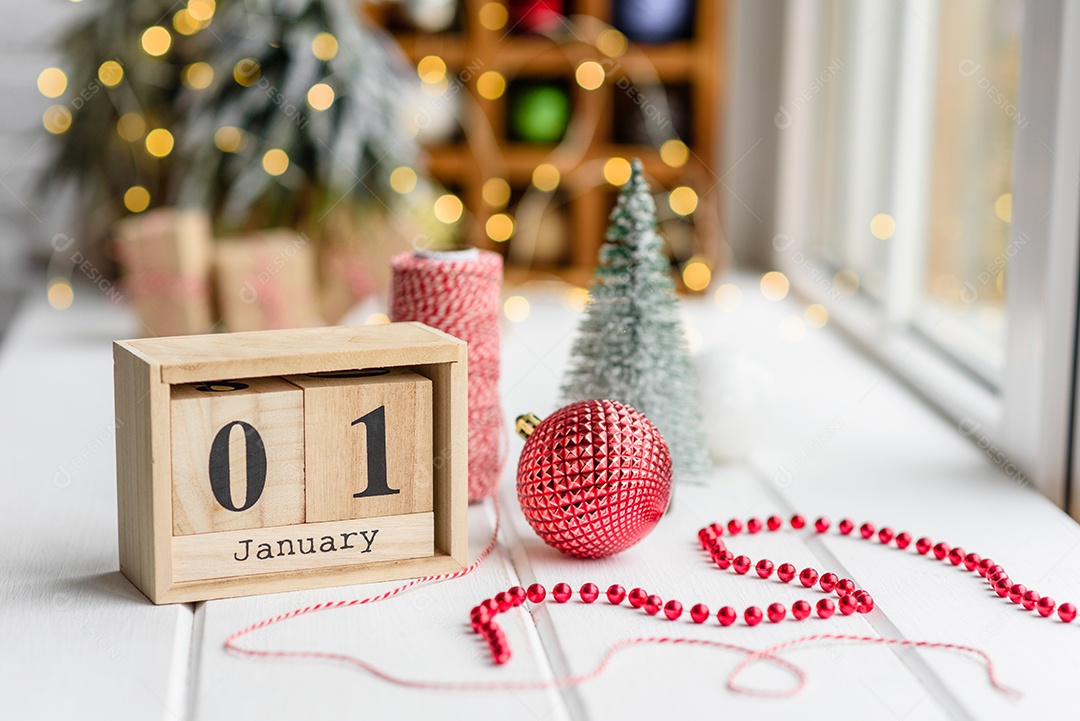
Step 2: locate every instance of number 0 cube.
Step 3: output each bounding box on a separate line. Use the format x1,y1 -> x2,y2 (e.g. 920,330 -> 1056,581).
171,378 -> 305,535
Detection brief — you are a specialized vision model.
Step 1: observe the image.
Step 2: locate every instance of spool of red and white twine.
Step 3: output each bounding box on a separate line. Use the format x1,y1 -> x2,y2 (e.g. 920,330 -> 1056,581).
390,248 -> 506,503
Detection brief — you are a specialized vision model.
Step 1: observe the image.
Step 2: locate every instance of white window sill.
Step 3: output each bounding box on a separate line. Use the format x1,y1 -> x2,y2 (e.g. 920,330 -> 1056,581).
2,278 -> 1079,719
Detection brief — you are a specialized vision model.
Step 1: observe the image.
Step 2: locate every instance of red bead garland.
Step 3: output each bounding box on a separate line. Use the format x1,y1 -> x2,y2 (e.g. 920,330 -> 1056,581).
468,512 -> 1076,667
552,583 -> 572,603
580,583 -> 600,603
777,563 -> 797,583
816,598 -> 835,618
792,600 -> 812,620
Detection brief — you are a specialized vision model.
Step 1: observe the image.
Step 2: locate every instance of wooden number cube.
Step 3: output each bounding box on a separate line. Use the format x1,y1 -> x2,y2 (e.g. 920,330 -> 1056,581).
285,369 -> 433,523
170,377 -> 305,535
113,323 -> 468,604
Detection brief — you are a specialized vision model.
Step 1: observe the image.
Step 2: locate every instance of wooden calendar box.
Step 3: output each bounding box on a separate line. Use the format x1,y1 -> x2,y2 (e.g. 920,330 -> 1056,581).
113,323 -> 468,604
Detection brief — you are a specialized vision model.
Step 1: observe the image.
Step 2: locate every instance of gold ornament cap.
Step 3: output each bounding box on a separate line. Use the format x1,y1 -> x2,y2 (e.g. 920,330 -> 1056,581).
516,412 -> 542,439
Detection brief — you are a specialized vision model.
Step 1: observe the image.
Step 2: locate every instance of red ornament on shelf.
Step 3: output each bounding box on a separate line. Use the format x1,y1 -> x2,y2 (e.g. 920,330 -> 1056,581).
515,400 -> 673,559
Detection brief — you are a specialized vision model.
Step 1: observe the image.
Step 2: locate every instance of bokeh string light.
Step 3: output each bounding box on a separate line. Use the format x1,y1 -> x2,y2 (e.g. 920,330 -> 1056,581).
392,12 -> 711,285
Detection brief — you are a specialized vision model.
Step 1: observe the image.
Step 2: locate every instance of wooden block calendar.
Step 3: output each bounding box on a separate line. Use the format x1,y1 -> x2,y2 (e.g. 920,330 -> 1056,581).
113,323 -> 468,604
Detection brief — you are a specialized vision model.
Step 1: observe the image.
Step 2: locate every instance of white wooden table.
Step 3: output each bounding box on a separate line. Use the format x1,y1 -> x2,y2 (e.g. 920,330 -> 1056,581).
3,278 -> 1079,720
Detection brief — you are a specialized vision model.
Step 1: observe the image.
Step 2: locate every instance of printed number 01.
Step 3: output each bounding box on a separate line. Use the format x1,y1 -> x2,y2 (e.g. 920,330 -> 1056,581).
207,406 -> 397,513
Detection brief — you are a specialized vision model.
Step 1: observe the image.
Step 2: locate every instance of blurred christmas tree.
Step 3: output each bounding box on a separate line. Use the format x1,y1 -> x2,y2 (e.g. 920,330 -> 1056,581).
40,0 -> 212,248
179,0 -> 418,231
41,0 -> 420,243
562,159 -> 710,482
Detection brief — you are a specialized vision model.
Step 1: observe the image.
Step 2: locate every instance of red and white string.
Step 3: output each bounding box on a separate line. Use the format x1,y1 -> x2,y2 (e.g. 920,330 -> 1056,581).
224,500 -> 1020,700
389,249 -> 506,503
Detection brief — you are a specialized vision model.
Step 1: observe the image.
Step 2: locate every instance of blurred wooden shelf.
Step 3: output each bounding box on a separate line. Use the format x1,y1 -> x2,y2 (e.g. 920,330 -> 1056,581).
394,34 -> 467,65
371,0 -> 727,288
502,264 -> 596,288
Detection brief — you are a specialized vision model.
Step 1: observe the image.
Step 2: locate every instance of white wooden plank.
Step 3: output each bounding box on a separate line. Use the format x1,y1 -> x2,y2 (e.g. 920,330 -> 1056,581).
0,294 -> 191,720
703,278 -> 1080,717
190,503 -> 570,721
10,273 -> 1080,719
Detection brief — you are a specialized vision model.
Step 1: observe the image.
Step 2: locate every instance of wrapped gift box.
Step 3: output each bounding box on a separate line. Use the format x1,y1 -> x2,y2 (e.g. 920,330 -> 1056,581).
315,205 -> 413,324
215,229 -> 322,332
113,208 -> 214,337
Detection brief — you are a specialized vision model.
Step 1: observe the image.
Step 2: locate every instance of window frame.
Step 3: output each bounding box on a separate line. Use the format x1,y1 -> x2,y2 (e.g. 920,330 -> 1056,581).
774,0 -> 1080,511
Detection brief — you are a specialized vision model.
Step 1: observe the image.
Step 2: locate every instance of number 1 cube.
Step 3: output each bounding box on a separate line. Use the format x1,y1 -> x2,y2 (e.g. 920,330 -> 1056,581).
286,369 -> 433,523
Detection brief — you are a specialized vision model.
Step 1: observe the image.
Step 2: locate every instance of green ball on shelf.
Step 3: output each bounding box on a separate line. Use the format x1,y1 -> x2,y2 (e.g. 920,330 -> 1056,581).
510,85 -> 570,144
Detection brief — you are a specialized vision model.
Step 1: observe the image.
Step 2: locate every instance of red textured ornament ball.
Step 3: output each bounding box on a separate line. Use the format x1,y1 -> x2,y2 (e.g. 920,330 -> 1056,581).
516,400 -> 673,559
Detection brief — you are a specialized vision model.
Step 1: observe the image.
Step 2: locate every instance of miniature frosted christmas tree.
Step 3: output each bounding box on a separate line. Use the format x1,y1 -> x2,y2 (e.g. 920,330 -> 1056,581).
562,159 -> 710,482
